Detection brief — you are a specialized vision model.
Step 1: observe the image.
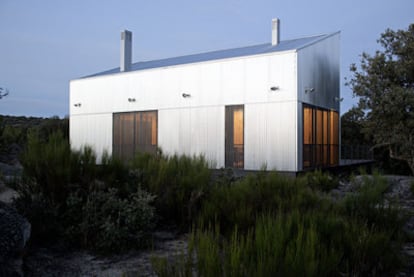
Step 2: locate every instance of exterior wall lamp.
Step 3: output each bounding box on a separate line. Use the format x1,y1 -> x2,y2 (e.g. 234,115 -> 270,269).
182,93 -> 191,98
334,97 -> 344,102
270,86 -> 279,91
74,103 -> 81,107
305,87 -> 315,94
128,98 -> 136,102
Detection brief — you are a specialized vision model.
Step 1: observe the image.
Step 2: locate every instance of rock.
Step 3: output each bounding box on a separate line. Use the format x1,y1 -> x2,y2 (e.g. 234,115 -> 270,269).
0,161 -> 22,177
0,202 -> 31,276
0,143 -> 23,167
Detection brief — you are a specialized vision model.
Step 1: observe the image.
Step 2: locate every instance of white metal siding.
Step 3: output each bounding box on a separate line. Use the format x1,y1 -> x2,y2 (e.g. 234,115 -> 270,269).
158,106 -> 224,168
70,51 -> 297,115
245,102 -> 297,171
69,113 -> 112,161
296,33 -> 340,171
297,33 -> 340,110
70,50 -> 299,170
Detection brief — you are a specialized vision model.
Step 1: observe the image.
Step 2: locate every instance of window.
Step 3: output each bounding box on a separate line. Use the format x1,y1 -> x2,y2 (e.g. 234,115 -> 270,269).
113,111 -> 157,160
225,105 -> 244,168
303,105 -> 339,168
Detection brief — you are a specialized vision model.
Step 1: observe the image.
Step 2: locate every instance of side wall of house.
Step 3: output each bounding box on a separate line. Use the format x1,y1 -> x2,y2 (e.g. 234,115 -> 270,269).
70,51 -> 298,171
296,33 -> 341,170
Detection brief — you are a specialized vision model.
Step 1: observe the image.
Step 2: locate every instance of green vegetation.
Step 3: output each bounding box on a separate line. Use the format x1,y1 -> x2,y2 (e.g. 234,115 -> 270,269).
347,23 -> 414,175
154,172 -> 405,276
13,131 -> 156,252
2,120 -> 408,273
11,130 -> 211,252
130,151 -> 211,228
0,115 -> 69,163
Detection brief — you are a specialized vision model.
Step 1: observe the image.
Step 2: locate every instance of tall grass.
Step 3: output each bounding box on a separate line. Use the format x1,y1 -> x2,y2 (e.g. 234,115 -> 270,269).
153,171 -> 406,276
199,172 -> 324,234
131,151 -> 211,227
12,129 -> 407,273
14,131 -> 156,252
14,130 -> 212,251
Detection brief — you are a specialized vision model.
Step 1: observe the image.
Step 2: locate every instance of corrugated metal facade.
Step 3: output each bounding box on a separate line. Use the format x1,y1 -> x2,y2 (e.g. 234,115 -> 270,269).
70,32 -> 340,172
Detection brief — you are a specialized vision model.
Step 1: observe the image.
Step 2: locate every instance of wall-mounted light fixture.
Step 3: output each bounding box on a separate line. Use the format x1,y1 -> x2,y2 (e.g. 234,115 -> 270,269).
305,87 -> 315,94
73,103 -> 81,107
128,98 -> 136,102
182,93 -> 191,98
334,97 -> 344,102
270,86 -> 279,91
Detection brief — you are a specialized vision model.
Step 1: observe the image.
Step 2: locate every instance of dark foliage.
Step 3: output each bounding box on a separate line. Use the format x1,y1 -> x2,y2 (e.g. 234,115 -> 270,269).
347,24 -> 414,174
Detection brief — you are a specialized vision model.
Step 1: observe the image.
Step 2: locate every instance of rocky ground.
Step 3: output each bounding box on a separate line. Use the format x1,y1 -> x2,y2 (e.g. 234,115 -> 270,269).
1,162 -> 414,276
23,232 -> 188,277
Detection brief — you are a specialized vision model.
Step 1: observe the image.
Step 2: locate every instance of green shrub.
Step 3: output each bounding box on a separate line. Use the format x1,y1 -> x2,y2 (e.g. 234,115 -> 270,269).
12,179 -> 61,244
154,213 -> 342,277
131,152 -> 211,228
304,170 -> 339,192
155,211 -> 403,276
154,171 -> 405,276
342,220 -> 403,275
20,130 -> 74,204
1,125 -> 25,145
200,172 -> 321,233
14,130 -> 156,252
340,173 -> 404,230
75,186 -> 155,252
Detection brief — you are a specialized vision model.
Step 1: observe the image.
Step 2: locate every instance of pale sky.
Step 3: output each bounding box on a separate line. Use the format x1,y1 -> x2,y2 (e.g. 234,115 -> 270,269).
0,0 -> 413,117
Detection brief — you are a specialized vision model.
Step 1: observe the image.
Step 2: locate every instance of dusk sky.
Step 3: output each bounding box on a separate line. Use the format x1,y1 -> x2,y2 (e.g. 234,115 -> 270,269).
0,0 -> 413,118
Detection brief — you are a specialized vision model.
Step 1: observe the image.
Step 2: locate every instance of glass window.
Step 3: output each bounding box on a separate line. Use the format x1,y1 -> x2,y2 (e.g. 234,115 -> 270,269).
113,111 -> 158,160
303,105 -> 339,169
225,105 -> 244,168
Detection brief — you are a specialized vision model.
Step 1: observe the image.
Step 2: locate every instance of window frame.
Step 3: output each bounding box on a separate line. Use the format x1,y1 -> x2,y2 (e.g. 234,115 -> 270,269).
113,110 -> 158,160
303,104 -> 339,169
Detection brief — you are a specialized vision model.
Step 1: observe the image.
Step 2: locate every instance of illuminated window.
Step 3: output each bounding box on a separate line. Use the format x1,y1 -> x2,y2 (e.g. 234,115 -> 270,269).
113,111 -> 158,160
225,105 -> 244,168
303,105 -> 339,168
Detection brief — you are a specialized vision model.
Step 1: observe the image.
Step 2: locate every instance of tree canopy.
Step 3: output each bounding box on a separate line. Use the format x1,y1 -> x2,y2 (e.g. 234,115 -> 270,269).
347,24 -> 414,174
0,87 -> 9,99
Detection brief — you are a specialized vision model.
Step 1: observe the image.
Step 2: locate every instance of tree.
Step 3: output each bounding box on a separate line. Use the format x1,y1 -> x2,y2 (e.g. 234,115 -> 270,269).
341,107 -> 368,146
0,87 -> 9,99
347,24 -> 414,174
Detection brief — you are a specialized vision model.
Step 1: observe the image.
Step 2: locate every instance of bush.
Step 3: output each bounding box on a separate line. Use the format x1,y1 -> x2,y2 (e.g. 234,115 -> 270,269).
200,172 -> 321,233
65,186 -> 155,252
154,172 -> 405,276
131,151 -> 211,228
304,170 -> 339,192
153,213 -> 342,276
20,130 -> 74,205
340,173 -> 404,230
13,130 -> 156,252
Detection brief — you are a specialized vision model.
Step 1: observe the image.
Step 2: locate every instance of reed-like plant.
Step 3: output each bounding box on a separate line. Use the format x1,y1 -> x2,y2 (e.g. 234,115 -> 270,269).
131,152 -> 211,227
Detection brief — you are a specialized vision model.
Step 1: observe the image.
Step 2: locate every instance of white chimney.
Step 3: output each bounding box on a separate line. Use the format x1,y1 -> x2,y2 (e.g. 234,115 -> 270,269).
120,30 -> 132,72
271,18 -> 280,46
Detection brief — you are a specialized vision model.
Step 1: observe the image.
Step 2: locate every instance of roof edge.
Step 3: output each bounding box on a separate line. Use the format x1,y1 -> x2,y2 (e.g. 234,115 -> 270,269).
294,31 -> 341,52
74,32 -> 340,81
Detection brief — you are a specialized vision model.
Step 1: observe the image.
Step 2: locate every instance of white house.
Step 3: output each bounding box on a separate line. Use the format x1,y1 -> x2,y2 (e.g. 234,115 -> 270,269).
70,19 -> 340,173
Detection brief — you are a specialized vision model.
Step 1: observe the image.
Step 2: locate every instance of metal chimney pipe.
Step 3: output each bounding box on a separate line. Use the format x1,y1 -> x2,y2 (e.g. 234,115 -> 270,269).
271,18 -> 280,46
120,30 -> 132,72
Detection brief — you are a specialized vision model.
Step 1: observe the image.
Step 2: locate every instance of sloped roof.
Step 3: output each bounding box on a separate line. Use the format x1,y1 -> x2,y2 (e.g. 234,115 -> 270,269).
84,32 -> 337,79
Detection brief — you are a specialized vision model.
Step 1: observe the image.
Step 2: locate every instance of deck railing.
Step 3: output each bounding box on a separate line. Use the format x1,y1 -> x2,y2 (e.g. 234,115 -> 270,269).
341,145 -> 373,162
